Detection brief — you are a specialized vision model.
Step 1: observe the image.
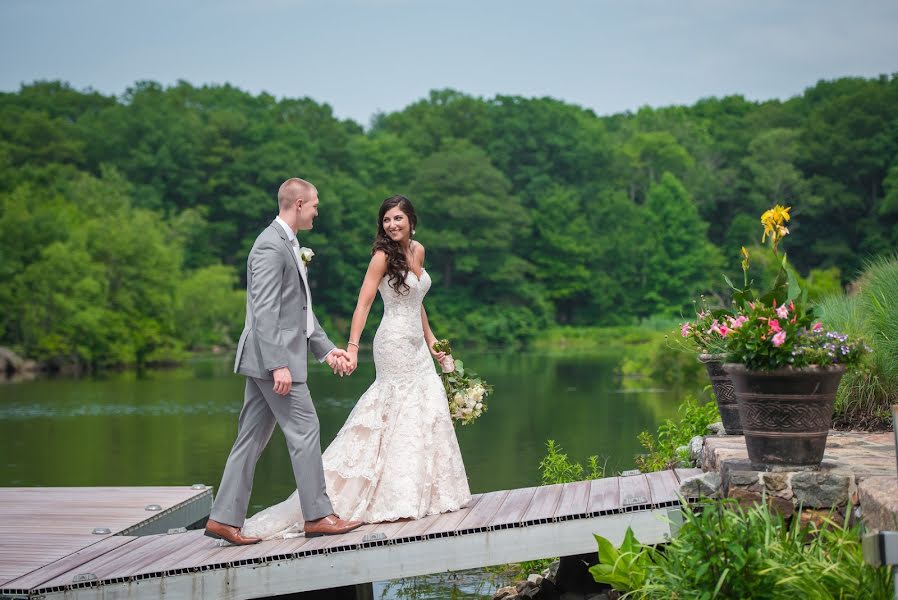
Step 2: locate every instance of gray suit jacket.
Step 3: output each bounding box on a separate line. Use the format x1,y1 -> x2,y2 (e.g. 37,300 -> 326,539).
234,221 -> 336,382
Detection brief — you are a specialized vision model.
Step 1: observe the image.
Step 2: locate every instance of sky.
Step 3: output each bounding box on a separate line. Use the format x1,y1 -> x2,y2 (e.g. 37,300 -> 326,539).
1,0 -> 896,127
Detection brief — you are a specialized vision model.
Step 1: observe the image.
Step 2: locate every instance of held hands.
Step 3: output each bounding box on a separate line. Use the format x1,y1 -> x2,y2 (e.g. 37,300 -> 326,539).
326,348 -> 355,377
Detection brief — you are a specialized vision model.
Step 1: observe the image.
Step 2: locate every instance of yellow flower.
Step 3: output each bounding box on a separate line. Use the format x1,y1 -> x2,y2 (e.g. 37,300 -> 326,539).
740,246 -> 750,271
760,205 -> 791,244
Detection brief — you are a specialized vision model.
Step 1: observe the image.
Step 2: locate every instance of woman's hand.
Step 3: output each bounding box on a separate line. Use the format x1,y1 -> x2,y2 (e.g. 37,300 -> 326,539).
429,341 -> 446,363
347,346 -> 359,374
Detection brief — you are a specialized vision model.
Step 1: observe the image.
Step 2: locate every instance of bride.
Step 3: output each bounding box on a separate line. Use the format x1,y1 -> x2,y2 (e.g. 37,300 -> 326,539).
242,195 -> 472,538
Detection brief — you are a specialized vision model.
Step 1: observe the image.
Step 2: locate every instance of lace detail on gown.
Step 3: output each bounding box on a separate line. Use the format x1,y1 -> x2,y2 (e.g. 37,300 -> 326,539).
242,269 -> 471,539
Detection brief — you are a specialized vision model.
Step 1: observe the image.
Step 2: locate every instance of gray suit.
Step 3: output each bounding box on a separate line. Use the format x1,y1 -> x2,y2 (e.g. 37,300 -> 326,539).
210,221 -> 336,527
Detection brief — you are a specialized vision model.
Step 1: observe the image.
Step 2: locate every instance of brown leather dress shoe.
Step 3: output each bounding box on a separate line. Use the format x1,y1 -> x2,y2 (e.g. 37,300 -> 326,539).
303,514 -> 364,538
203,519 -> 262,545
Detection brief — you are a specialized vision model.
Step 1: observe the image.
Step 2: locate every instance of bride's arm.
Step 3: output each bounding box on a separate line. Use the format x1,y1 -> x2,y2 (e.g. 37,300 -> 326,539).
347,251 -> 388,370
416,243 -> 446,363
421,305 -> 446,363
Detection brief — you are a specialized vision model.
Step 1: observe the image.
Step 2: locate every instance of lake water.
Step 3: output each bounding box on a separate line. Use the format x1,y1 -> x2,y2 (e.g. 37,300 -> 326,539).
0,351 -> 693,598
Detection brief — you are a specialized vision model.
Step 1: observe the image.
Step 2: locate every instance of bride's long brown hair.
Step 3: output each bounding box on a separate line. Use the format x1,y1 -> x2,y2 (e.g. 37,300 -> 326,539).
373,195 -> 418,295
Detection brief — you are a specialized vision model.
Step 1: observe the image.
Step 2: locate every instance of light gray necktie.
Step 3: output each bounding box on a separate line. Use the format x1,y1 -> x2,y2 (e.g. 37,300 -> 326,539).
291,238 -> 315,338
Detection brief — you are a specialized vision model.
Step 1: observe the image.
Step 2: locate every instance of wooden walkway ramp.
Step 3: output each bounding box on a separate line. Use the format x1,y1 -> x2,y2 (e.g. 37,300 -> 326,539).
0,470 -> 700,600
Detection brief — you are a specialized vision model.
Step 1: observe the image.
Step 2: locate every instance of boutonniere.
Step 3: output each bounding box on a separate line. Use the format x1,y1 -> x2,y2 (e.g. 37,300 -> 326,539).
299,247 -> 315,266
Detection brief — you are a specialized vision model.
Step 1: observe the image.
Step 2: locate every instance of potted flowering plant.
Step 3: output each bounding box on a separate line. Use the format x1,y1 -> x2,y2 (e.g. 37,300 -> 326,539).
679,298 -> 743,434
722,205 -> 868,469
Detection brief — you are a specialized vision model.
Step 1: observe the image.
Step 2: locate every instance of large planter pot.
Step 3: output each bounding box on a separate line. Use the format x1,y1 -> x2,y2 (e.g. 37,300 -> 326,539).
722,363 -> 846,470
699,354 -> 742,435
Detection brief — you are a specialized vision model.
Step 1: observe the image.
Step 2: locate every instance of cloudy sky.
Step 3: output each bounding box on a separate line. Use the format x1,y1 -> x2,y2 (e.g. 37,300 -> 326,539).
1,0 -> 896,126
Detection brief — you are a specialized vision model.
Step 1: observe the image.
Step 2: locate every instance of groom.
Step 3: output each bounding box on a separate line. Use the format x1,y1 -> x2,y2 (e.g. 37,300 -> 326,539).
205,177 -> 362,545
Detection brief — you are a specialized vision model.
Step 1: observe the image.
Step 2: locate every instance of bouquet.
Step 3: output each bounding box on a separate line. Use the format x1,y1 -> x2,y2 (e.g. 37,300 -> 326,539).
678,296 -> 735,356
432,339 -> 492,425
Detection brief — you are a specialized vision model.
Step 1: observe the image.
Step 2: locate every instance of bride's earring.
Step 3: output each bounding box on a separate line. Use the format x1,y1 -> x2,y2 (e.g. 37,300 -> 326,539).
412,229 -> 416,236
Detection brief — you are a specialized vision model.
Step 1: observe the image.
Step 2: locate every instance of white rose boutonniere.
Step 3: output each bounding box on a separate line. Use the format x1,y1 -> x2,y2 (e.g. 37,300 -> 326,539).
299,247 -> 315,266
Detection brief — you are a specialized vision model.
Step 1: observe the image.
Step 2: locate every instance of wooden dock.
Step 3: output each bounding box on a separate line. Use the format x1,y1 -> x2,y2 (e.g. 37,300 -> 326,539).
0,470 -> 699,600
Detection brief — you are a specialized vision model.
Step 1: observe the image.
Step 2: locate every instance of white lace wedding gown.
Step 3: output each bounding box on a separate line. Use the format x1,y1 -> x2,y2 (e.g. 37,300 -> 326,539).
241,269 -> 472,539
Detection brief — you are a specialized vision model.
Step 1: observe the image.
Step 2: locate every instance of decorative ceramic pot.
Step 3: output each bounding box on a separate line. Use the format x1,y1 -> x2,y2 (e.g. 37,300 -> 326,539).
723,363 -> 846,469
699,353 -> 742,435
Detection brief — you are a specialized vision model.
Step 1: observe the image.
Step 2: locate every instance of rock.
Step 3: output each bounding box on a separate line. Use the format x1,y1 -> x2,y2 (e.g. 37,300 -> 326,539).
728,487 -> 794,517
516,580 -> 535,593
689,435 -> 704,464
542,559 -> 560,582
493,587 -> 518,600
528,574 -> 544,586
726,470 -> 760,487
791,472 -> 850,508
798,508 -> 845,530
762,472 -> 789,493
675,444 -> 690,457
679,472 -> 721,498
707,421 -> 725,435
521,587 -> 541,599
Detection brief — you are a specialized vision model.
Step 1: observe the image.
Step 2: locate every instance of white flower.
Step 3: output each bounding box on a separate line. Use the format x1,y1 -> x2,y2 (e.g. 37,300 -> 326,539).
453,392 -> 463,403
465,395 -> 476,408
470,388 -> 484,402
462,407 -> 473,415
299,247 -> 315,265
475,402 -> 483,410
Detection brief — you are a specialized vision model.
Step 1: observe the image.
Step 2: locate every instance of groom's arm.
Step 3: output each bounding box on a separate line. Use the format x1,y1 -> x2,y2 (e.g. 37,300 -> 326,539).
250,241 -> 290,372
308,309 -> 336,363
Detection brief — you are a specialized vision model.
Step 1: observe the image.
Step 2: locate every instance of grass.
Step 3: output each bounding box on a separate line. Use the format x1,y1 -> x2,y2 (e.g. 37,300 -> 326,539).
818,255 -> 898,430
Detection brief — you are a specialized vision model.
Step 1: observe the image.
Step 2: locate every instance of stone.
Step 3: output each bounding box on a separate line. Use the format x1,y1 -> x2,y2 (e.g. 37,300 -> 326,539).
858,477 -> 898,532
798,508 -> 845,530
516,581 -> 531,593
726,470 -> 760,487
521,587 -> 540,599
527,574 -> 544,586
689,435 -> 704,464
762,472 -> 789,493
707,422 -> 725,435
728,487 -> 794,517
675,445 -> 690,458
493,587 -> 518,600
791,472 -> 851,508
679,472 -> 721,498
768,495 -> 795,518
542,560 -> 560,582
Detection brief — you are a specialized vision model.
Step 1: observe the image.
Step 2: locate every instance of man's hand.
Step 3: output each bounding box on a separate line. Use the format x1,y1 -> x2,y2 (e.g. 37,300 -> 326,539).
272,367 -> 292,396
326,349 -> 354,377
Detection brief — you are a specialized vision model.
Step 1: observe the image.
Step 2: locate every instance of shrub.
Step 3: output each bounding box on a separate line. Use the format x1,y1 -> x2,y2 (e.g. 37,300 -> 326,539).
635,396 -> 719,472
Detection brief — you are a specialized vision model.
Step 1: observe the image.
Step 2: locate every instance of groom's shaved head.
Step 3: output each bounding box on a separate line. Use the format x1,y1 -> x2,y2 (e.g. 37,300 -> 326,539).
278,178 -> 316,210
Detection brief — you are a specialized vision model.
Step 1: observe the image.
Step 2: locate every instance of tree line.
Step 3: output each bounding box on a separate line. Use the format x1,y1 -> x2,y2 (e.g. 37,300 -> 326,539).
1,75 -> 896,370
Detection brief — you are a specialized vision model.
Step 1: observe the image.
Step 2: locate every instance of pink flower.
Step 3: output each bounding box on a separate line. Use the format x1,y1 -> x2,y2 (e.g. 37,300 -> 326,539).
719,325 -> 729,337
813,322 -> 823,331
772,330 -> 787,347
776,304 -> 789,319
769,319 -> 782,333
681,323 -> 691,337
728,315 -> 748,329
708,320 -> 723,336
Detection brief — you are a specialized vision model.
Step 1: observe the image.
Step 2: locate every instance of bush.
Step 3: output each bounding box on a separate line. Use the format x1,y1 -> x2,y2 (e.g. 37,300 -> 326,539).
635,396 -> 719,472
538,440 -> 605,485
818,255 -> 898,430
591,501 -> 893,599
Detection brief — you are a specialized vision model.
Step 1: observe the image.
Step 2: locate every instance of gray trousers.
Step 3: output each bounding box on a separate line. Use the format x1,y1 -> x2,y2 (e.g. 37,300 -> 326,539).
210,376 -> 334,526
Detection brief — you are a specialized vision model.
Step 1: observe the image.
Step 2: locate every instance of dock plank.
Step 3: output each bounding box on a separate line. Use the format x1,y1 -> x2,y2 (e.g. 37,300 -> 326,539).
645,470 -> 681,505
521,483 -> 564,524
394,495 -> 482,540
554,481 -> 592,520
2,536 -> 137,591
490,487 -> 538,528
619,475 -> 652,510
456,490 -> 509,532
587,477 -> 620,514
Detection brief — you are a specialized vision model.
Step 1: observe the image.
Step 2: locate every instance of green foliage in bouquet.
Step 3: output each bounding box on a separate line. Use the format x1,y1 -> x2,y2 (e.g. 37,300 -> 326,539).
433,339 -> 492,425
